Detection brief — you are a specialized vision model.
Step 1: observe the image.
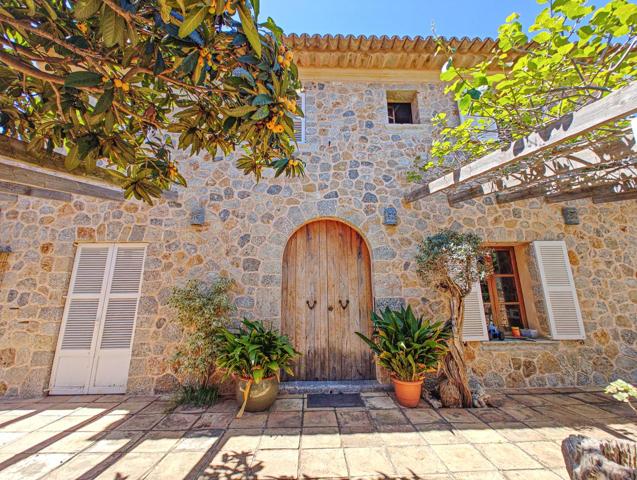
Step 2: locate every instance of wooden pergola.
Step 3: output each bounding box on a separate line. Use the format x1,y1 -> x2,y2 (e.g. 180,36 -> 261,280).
405,82 -> 637,206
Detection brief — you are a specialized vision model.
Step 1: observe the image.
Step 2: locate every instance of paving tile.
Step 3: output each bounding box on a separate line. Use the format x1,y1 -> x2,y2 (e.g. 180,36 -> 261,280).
515,440 -> 566,468
153,413 -> 200,431
507,395 -> 549,407
499,407 -> 545,422
378,423 -> 425,446
38,414 -> 96,432
453,472 -> 506,480
340,427 -> 383,448
44,452 -> 115,480
77,414 -> 130,432
568,392 -> 607,404
387,445 -> 447,475
93,452 -> 164,480
430,444 -> 495,472
271,398 -> 304,412
145,450 -> 209,480
192,412 -> 234,429
454,424 -> 508,443
0,430 -> 59,454
523,421 -> 580,440
474,442 -> 543,470
85,430 -> 145,453
362,395 -> 398,409
301,427 -> 341,449
114,401 -> 152,415
219,429 -> 262,452
369,408 -> 408,425
0,452 -> 73,480
174,429 -> 223,452
207,399 -> 239,413
139,402 -> 173,414
344,446 -> 395,477
504,469 -> 562,479
563,403 -> 621,420
267,411 -> 302,428
116,414 -> 165,431
203,449 -> 254,479
487,422 -> 547,442
403,407 -> 443,424
469,408 -> 516,424
415,422 -> 469,445
336,410 -> 372,429
437,408 -> 482,423
41,430 -> 105,453
130,429 -> 184,453
300,447 -> 348,478
228,412 -> 268,429
0,413 -> 64,432
252,448 -> 299,478
259,428 -> 301,449
0,431 -> 25,448
304,410 -> 338,427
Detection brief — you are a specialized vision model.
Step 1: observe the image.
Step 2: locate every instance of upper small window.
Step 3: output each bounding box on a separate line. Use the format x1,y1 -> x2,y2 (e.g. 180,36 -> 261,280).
386,90 -> 419,124
387,103 -> 413,124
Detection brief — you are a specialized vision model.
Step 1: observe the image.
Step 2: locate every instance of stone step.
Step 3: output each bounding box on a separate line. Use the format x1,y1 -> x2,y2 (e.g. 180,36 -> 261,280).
279,380 -> 391,395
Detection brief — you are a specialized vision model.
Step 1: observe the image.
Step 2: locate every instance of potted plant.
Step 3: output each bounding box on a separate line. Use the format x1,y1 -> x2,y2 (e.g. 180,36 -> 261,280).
356,305 -> 450,408
216,319 -> 300,417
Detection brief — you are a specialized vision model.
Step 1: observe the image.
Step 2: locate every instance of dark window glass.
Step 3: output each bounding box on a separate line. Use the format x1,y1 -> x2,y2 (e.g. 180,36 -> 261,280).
496,277 -> 519,303
388,102 -> 413,124
493,250 -> 513,274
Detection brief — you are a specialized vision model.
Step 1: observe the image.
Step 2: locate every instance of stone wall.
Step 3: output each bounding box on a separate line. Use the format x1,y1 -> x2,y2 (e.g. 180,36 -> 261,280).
0,79 -> 635,397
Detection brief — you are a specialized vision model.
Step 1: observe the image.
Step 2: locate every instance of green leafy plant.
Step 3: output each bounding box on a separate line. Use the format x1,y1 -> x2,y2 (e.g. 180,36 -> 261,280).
0,0 -> 303,203
216,318 -> 300,416
416,230 -> 492,408
356,305 -> 451,383
168,277 -> 236,389
410,0 -> 637,183
605,379 -> 637,414
171,384 -> 219,409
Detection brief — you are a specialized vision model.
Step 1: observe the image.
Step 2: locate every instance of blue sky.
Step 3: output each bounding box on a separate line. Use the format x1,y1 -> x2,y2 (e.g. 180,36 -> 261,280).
259,1 -> 545,39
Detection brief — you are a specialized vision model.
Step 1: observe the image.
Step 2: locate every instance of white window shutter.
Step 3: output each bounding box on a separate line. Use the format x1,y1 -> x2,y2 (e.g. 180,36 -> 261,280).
50,246 -> 111,394
462,282 -> 489,341
533,241 -> 584,340
89,245 -> 146,393
293,92 -> 306,143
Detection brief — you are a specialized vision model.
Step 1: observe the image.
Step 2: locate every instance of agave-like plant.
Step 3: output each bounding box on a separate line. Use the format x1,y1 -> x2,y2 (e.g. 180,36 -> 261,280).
356,306 -> 451,382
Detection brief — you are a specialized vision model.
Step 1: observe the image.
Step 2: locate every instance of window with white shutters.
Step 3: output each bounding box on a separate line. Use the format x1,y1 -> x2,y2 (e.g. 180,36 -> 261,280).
50,243 -> 146,395
532,241 -> 585,340
462,282 -> 489,341
293,92 -> 306,143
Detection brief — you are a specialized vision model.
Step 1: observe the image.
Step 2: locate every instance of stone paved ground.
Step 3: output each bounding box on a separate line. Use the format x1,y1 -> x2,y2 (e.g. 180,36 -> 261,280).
0,388 -> 634,479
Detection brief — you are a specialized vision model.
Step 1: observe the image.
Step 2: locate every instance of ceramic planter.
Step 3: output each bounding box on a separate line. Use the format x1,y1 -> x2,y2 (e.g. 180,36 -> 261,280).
391,376 -> 423,408
235,376 -> 279,412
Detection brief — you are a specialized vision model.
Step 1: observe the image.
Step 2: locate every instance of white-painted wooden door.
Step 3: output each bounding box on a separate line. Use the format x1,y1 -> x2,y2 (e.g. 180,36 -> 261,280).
50,244 -> 146,395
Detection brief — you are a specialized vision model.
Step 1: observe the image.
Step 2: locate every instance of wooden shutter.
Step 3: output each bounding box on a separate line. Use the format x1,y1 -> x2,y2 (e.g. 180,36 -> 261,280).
462,282 -> 489,341
50,245 -> 111,394
50,244 -> 146,395
293,92 -> 306,143
533,241 -> 585,340
89,245 -> 146,393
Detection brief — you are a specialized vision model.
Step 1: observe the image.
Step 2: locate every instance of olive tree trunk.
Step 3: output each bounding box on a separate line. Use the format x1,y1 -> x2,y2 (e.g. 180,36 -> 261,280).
438,287 -> 473,408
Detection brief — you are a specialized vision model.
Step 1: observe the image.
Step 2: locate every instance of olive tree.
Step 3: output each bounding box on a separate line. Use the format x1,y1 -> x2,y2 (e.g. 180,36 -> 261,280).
416,230 -> 492,408
0,0 -> 302,203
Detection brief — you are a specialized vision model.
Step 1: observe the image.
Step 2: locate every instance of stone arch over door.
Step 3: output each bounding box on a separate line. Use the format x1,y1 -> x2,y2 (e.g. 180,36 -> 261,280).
281,219 -> 374,381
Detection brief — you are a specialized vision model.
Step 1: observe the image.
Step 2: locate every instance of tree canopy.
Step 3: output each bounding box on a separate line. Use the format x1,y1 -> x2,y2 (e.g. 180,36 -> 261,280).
0,0 -> 303,203
410,0 -> 637,183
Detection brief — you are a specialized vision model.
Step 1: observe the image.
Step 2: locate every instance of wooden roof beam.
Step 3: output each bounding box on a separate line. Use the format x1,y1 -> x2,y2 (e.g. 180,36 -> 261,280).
447,136 -> 636,205
0,180 -> 72,202
405,81 -> 637,203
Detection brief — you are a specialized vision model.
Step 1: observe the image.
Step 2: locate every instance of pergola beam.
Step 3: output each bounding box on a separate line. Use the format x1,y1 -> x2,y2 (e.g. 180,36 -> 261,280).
0,180 -> 72,202
447,137 -> 636,205
405,81 -> 637,202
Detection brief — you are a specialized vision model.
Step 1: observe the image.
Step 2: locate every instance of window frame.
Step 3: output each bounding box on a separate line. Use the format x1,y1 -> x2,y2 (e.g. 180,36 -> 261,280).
481,245 -> 529,331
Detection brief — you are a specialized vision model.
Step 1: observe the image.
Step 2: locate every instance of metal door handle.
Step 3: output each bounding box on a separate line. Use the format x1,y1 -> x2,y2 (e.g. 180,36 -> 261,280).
306,300 -> 317,310
339,299 -> 350,310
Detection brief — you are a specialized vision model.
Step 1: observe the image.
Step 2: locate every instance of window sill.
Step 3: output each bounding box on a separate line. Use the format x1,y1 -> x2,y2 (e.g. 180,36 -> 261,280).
475,338 -> 559,349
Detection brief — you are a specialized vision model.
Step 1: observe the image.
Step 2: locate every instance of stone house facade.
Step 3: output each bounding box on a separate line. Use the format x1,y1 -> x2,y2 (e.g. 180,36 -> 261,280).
0,34 -> 635,398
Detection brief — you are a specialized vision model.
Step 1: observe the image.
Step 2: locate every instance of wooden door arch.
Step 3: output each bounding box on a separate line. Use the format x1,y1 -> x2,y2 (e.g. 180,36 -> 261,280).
281,219 -> 374,381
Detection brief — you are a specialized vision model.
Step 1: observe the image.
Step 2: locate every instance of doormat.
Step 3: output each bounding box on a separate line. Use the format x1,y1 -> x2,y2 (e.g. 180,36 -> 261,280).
307,393 -> 364,408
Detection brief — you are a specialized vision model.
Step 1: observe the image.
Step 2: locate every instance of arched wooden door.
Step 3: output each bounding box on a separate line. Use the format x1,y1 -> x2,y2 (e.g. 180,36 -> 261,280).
281,220 -> 374,381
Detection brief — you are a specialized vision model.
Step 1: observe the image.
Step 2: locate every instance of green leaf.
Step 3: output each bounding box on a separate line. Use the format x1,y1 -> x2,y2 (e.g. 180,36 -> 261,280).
226,105 -> 257,117
251,105 -> 269,120
252,94 -> 273,106
64,145 -> 80,171
158,0 -> 171,23
238,3 -> 262,58
25,0 -> 35,15
100,6 -> 119,47
179,6 -> 207,38
93,88 -> 114,115
74,0 -> 101,20
64,71 -> 103,88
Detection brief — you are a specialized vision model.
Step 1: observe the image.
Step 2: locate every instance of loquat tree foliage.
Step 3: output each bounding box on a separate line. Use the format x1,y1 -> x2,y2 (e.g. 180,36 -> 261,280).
0,0 -> 303,204
410,0 -> 637,181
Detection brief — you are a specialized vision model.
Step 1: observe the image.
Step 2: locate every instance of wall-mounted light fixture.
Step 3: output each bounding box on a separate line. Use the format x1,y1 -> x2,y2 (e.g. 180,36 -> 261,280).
383,207 -> 398,226
562,207 -> 579,225
190,207 -> 206,226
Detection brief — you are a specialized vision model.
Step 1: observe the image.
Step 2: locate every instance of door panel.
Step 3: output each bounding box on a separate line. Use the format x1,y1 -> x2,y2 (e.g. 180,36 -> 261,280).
282,220 -> 374,381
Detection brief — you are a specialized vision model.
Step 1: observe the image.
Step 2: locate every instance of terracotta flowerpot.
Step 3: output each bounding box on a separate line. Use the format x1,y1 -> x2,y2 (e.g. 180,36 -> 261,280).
235,376 -> 279,412
391,376 -> 423,408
